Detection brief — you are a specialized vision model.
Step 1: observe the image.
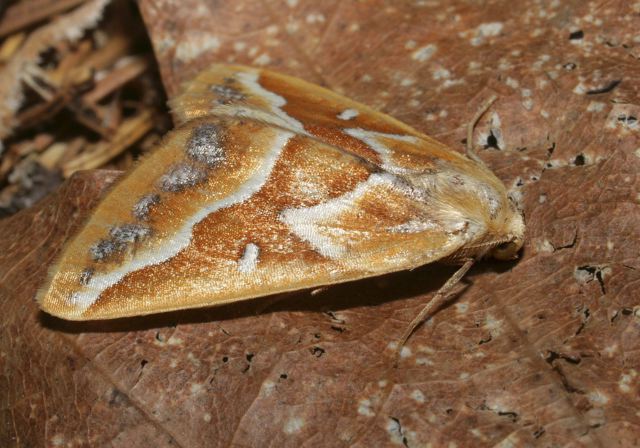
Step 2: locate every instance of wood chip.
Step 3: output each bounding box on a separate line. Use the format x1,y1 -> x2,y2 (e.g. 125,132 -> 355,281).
62,109 -> 154,176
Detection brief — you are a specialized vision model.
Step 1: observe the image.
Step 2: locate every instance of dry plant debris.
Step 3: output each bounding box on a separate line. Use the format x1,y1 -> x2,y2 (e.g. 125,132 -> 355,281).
1,0 -> 639,447
0,0 -> 171,217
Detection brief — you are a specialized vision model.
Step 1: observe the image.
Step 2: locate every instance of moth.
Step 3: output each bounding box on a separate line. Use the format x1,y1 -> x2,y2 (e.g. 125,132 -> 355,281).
37,64 -> 524,346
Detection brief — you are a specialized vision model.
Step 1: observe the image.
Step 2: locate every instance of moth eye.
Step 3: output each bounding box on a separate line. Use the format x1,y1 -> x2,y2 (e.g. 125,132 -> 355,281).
492,238 -> 523,261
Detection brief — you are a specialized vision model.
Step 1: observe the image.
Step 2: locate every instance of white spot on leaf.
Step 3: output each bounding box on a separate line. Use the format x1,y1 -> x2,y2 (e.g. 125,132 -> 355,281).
416,357 -> 433,366
588,390 -> 609,404
412,44 -> 437,62
190,383 -> 204,394
587,101 -> 605,113
505,77 -> 519,89
470,22 -> 504,46
175,32 -> 221,62
253,53 -> 272,66
358,399 -> 375,417
284,417 -> 305,434
483,314 -> 504,336
432,68 -> 451,80
261,380 -> 276,397
522,98 -> 534,111
411,389 -> 425,403
51,434 -> 65,446
306,12 -> 325,24
455,302 -> 469,313
619,370 -> 637,393
386,418 -> 406,445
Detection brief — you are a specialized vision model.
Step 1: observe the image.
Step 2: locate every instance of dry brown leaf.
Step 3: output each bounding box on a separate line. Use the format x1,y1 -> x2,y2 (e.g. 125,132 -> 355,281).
1,1 -> 639,446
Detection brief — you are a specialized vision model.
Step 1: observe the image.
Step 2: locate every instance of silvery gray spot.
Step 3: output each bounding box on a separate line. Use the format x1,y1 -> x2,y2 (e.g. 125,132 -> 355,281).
90,239 -> 118,261
187,123 -> 225,167
89,224 -> 151,262
133,193 -> 160,220
211,84 -> 245,104
110,224 -> 151,245
159,163 -> 206,192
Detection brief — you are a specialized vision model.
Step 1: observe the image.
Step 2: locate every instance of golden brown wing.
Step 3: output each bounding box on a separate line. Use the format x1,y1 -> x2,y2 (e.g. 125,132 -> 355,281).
37,116 -> 471,320
171,64 -> 474,174
38,65 -> 523,320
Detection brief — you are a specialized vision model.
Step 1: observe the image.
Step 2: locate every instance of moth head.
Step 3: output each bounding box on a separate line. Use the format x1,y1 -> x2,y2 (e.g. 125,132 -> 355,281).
490,201 -> 525,260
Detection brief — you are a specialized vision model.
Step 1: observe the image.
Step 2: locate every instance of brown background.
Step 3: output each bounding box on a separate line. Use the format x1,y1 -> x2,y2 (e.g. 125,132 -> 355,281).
1,0 -> 639,446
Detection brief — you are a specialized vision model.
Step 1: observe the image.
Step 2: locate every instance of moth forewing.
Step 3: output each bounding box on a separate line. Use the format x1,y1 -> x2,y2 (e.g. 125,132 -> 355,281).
37,64 -> 524,324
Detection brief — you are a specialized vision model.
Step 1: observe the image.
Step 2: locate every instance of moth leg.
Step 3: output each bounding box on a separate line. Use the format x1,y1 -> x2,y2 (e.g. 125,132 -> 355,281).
466,95 -> 497,165
394,258 -> 475,364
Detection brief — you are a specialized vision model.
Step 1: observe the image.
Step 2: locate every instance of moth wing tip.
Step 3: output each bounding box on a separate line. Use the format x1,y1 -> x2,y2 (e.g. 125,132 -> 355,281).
34,283 -> 87,321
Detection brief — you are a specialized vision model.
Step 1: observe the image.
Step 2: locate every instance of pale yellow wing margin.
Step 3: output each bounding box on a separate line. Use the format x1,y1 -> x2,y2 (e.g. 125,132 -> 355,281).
169,64 -> 474,174
37,116 -> 470,320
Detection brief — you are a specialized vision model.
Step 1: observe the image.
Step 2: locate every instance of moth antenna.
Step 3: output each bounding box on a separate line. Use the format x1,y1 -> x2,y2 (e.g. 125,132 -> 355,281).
466,94 -> 498,165
394,258 -> 476,367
